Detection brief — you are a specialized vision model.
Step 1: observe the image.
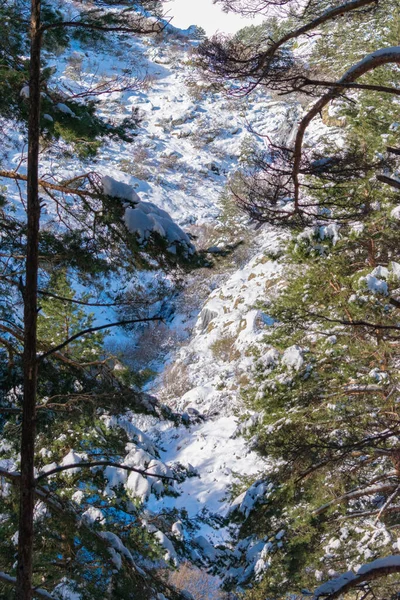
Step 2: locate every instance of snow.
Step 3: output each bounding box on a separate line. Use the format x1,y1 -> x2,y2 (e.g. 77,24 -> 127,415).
229,480 -> 273,518
391,205 -> 400,220
314,556 -> 400,597
20,85 -> 29,99
282,345 -> 304,371
391,261 -> 400,278
40,461 -> 58,475
60,450 -> 84,475
102,175 -> 140,204
126,471 -> 151,501
359,273 -> 388,295
81,506 -> 105,525
319,223 -> 340,245
371,266 -> 389,279
103,175 -> 195,251
358,554 -> 400,575
53,580 -> 81,600
99,531 -> 134,563
172,520 -> 184,540
194,535 -> 223,562
103,465 -> 127,497
56,102 -> 76,117
154,530 -> 178,563
314,571 -> 356,597
124,201 -> 195,252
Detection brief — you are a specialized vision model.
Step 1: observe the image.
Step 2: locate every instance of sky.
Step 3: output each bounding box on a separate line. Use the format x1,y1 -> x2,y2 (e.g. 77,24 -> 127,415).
168,0 -> 264,35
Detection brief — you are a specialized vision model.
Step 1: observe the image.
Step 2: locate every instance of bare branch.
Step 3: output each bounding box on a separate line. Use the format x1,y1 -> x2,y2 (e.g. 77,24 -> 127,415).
37,289 -> 136,308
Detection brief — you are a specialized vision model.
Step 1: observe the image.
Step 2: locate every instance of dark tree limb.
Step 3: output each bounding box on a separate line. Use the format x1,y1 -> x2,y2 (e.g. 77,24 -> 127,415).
37,289 -> 137,308
377,174 -> 400,191
35,460 -> 177,482
299,78 -> 400,96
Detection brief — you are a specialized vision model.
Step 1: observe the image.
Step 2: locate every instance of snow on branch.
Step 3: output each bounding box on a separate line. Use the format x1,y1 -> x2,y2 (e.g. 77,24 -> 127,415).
314,556 -> 400,599
0,467 -> 148,580
102,176 -> 195,255
35,460 -> 178,483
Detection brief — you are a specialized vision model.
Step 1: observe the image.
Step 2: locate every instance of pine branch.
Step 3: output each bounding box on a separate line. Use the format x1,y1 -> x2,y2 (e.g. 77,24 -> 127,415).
0,467 -> 148,584
303,310 -> 400,331
291,47 -> 400,210
258,0 -> 379,70
313,481 -> 398,516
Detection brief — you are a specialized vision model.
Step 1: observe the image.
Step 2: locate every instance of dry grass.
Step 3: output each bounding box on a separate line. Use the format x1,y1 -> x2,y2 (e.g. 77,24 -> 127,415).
169,562 -> 236,599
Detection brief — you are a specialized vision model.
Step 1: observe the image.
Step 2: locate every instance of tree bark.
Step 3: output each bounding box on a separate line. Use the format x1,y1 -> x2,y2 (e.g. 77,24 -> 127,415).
16,1 -> 42,598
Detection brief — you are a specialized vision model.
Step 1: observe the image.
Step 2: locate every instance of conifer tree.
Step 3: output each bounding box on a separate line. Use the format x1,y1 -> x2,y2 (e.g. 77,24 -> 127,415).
198,0 -> 400,597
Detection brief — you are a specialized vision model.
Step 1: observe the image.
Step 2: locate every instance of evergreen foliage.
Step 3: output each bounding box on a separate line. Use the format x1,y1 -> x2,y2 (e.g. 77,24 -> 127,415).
200,0 -> 400,597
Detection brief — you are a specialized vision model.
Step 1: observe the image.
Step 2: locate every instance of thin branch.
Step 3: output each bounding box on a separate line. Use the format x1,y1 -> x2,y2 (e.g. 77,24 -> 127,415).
39,316 -> 162,360
42,16 -> 167,35
0,169 -> 98,199
313,482 -> 398,516
0,467 -> 148,582
292,47 -> 400,209
35,460 -> 177,482
37,289 -> 135,308
303,310 -> 400,331
0,572 -> 53,599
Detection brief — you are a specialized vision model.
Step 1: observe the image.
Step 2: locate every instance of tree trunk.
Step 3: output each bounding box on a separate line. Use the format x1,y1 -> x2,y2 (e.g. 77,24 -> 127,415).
16,1 -> 42,598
